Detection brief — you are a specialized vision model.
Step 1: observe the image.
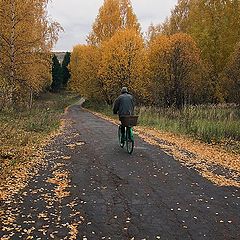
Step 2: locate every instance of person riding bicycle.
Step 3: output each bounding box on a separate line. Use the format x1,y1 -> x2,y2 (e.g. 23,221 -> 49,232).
113,87 -> 135,143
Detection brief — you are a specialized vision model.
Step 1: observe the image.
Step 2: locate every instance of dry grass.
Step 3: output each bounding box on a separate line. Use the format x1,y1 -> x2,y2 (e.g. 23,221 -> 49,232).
138,105 -> 240,145
0,92 -> 79,198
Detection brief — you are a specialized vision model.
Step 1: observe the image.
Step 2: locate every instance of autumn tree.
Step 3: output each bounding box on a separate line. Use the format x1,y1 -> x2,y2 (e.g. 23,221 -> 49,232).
188,0 -> 240,102
99,29 -> 147,104
69,45 -> 102,101
147,35 -> 172,105
0,0 -> 61,108
146,23 -> 162,42
70,0 -> 143,104
146,0 -> 190,42
148,33 -> 204,108
162,0 -> 190,35
119,0 -> 140,32
62,52 -> 71,88
87,0 -> 140,46
161,0 -> 240,102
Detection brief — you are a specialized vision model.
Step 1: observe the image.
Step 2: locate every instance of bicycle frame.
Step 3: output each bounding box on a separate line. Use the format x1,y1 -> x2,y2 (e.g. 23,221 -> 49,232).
118,125 -> 134,154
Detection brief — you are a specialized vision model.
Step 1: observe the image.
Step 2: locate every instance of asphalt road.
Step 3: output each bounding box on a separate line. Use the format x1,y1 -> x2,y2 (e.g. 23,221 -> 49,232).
1,105 -> 240,240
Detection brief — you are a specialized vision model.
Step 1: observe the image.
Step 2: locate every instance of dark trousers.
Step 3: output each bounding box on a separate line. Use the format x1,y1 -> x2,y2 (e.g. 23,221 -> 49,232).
120,125 -> 125,137
119,116 -> 126,138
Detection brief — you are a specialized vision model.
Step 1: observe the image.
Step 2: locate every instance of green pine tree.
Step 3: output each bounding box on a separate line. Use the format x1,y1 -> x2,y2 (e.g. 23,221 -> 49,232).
51,54 -> 62,92
62,52 -> 71,88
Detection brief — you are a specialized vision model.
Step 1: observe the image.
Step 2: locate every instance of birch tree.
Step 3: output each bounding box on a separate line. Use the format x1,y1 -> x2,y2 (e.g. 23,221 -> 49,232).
99,29 -> 146,104
87,0 -> 140,46
148,33 -> 203,108
162,0 -> 240,102
69,45 -> 102,101
0,0 -> 61,107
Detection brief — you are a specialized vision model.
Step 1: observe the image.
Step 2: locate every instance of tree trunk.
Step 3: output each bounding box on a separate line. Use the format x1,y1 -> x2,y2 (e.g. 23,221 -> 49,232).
29,87 -> 33,109
9,0 -> 16,106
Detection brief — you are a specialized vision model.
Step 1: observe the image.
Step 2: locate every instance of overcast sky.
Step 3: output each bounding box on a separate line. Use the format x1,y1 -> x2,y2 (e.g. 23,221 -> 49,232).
47,0 -> 178,51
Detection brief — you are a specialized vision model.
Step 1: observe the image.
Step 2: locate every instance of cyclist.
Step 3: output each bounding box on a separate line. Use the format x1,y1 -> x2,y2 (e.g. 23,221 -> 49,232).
113,87 -> 135,143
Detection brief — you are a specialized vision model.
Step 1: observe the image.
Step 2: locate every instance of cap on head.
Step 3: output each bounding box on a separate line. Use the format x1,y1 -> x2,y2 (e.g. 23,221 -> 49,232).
121,87 -> 128,94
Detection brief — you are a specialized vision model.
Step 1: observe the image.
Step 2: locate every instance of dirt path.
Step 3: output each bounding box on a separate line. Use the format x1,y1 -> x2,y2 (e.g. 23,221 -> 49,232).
1,104 -> 240,240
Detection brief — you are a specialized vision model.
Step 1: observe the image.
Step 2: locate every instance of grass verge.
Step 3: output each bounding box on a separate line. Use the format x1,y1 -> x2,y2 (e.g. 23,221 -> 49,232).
0,92 -> 80,187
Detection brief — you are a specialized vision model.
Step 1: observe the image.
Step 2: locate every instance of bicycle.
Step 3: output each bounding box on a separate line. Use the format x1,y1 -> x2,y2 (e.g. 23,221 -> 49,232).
118,115 -> 138,154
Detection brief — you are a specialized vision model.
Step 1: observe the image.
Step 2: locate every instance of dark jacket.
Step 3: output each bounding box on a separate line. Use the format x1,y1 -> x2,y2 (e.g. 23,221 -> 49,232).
113,93 -> 134,116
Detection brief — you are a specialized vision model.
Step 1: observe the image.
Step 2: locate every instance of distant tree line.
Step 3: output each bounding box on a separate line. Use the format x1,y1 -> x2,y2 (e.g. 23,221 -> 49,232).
69,0 -> 240,108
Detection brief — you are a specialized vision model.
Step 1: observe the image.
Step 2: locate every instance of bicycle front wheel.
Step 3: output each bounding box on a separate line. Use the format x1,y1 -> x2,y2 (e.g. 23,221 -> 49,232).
126,127 -> 134,154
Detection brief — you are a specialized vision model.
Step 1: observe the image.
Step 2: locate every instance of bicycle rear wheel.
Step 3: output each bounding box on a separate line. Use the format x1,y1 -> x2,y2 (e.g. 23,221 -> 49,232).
118,125 -> 124,148
126,127 -> 134,154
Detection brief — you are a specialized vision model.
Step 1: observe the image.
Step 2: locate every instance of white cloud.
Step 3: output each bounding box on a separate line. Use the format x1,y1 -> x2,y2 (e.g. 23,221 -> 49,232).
48,0 -> 177,51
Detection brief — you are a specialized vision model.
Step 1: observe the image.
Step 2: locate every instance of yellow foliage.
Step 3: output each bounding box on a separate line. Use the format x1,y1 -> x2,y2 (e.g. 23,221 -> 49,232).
69,45 -> 102,100
119,0 -> 141,32
188,0 -> 240,73
161,0 -> 240,102
87,0 -> 140,46
147,35 -> 172,104
148,33 -> 203,107
74,0 -> 145,104
87,0 -> 121,45
70,0 -> 239,106
0,0 -> 61,107
146,23 -> 162,42
99,29 -> 147,103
